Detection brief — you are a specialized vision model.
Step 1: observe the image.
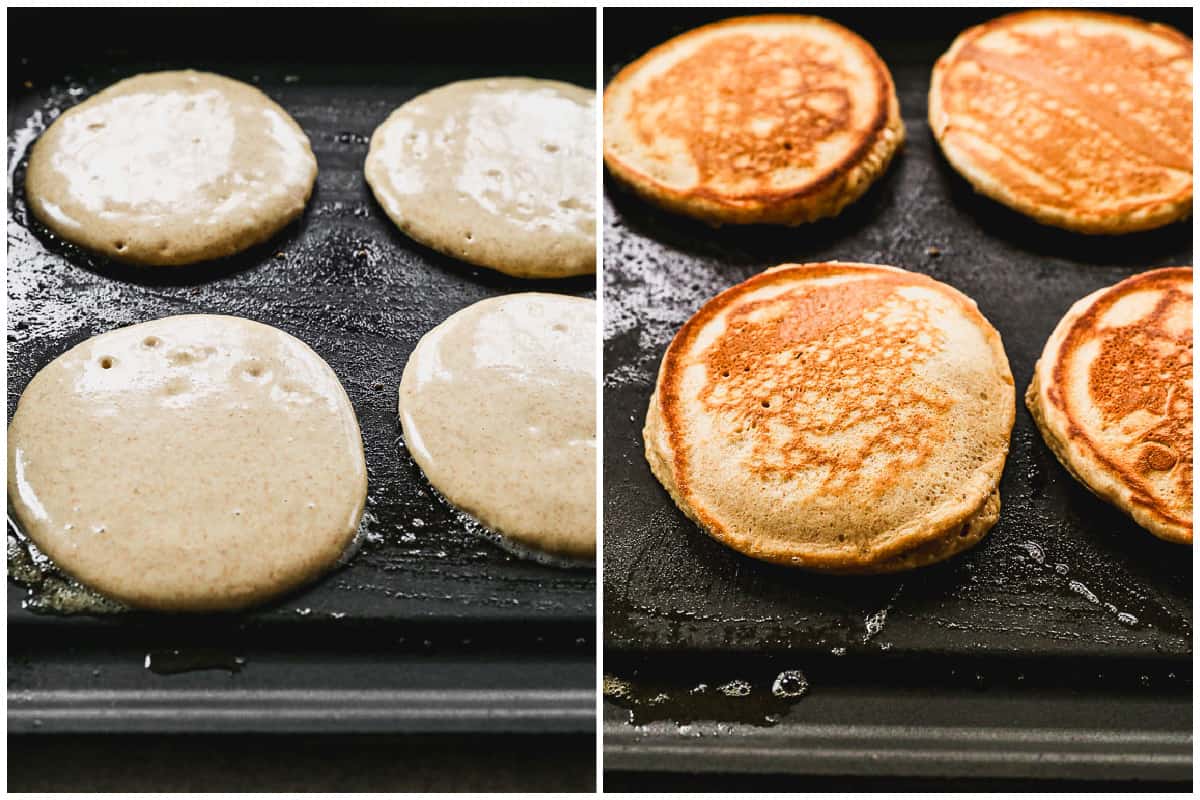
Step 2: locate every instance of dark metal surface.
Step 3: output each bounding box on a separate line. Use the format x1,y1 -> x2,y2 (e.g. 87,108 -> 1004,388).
603,5 -> 1192,660
8,8 -> 596,734
10,620 -> 594,734
10,732 -> 596,792
602,650 -> 1190,782
602,6 -> 1192,783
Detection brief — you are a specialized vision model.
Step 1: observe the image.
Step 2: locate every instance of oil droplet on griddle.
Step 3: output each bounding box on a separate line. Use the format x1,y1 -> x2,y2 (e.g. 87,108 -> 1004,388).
7,527 -> 125,615
863,608 -> 888,641
604,671 -> 808,728
716,679 -> 751,697
1020,540 -> 1045,565
771,669 -> 809,699
144,648 -> 246,675
1014,541 -> 1146,630
602,674 -> 633,700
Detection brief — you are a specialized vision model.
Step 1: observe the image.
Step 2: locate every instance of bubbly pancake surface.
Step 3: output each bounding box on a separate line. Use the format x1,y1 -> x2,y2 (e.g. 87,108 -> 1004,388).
604,15 -> 904,225
366,78 -> 596,279
7,315 -> 368,611
1027,267 -> 1192,543
645,263 -> 1015,572
398,294 -> 596,560
930,10 -> 1193,233
25,70 -> 317,266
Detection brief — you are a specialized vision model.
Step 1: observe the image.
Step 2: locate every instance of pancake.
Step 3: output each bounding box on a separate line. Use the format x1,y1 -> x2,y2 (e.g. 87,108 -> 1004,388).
1027,267 -> 1192,544
365,78 -> 596,279
7,315 -> 368,611
25,70 -> 317,266
603,15 -> 904,226
398,293 -> 596,560
930,10 -> 1193,234
644,262 -> 1015,573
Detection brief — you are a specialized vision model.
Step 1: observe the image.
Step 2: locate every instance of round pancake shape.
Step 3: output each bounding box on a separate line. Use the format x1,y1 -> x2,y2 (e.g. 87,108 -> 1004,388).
7,315 -> 368,611
644,262 -> 1015,573
930,10 -> 1193,234
603,15 -> 905,226
1027,267 -> 1192,544
366,78 -> 596,279
25,70 -> 318,266
398,293 -> 596,560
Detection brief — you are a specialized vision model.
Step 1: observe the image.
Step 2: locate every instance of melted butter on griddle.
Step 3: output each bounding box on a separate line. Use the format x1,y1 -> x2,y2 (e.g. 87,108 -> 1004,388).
603,669 -> 809,727
7,523 -> 126,615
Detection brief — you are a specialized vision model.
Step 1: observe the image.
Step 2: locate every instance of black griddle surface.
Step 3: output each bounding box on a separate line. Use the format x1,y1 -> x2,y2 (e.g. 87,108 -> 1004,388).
601,7 -> 1192,785
8,9 -> 596,733
603,7 -> 1193,662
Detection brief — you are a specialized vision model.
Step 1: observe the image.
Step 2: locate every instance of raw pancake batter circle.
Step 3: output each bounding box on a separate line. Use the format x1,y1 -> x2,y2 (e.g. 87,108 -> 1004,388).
398,293 -> 596,560
25,70 -> 318,266
365,78 -> 596,279
7,315 -> 368,611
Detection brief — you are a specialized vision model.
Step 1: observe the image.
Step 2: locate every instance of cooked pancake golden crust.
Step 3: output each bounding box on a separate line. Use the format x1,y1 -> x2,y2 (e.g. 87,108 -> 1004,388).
645,262 -> 1015,573
823,489 -> 999,575
604,15 -> 905,226
930,10 -> 1193,234
1027,267 -> 1192,544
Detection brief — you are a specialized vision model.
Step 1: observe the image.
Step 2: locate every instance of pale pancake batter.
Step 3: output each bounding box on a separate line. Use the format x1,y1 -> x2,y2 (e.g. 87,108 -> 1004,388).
365,78 -> 596,279
398,294 -> 596,560
7,315 -> 367,611
25,70 -> 317,266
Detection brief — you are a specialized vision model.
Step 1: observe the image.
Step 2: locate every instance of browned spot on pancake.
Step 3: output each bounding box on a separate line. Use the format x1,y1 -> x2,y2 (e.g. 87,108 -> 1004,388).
631,33 -> 855,195
697,277 -> 951,494
1139,442 -> 1178,473
1087,284 -> 1192,496
938,13 -> 1191,214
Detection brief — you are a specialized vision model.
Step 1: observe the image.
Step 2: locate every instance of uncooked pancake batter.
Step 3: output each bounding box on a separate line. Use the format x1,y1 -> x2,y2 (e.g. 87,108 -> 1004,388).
25,70 -> 317,266
365,78 -> 596,279
398,294 -> 596,560
7,315 -> 368,611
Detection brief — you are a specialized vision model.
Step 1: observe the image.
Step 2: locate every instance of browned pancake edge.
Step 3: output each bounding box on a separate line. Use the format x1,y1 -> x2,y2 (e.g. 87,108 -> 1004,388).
1029,266 -> 1193,543
930,10 -> 1193,234
604,15 -> 904,226
647,262 -> 1013,571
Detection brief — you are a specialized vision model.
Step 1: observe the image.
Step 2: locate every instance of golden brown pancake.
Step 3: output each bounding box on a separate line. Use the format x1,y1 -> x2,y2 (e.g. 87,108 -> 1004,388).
645,262 -> 1015,573
930,10 -> 1193,234
1027,267 -> 1192,544
604,15 -> 904,226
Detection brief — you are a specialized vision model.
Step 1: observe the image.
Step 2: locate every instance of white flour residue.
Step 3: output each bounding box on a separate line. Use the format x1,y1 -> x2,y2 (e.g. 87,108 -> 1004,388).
8,108 -> 45,190
602,202 -> 740,388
